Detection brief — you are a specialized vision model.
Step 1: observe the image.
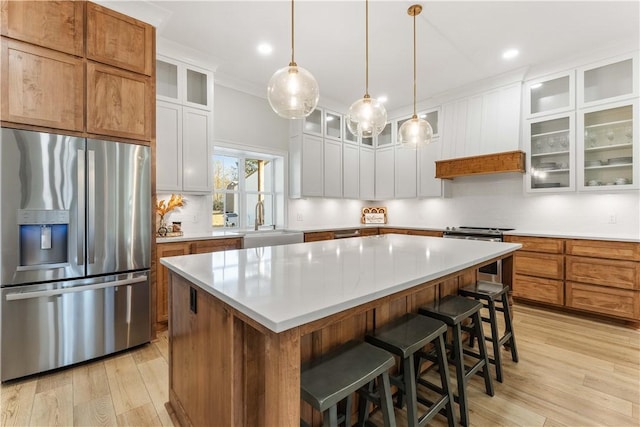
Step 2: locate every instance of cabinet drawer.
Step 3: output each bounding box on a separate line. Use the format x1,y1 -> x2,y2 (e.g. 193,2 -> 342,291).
192,238 -> 242,254
512,274 -> 564,305
566,239 -> 640,261
1,38 -> 84,131
379,228 -> 410,235
566,282 -> 640,320
304,231 -> 334,242
408,230 -> 443,238
565,256 -> 639,290
503,235 -> 563,254
514,251 -> 564,279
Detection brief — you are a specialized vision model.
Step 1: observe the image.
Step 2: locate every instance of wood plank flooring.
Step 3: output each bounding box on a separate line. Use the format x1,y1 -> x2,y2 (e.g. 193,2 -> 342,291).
1,304 -> 639,426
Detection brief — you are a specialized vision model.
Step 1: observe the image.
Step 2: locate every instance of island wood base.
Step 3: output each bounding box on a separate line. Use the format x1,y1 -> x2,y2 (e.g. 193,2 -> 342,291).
168,254 -> 514,427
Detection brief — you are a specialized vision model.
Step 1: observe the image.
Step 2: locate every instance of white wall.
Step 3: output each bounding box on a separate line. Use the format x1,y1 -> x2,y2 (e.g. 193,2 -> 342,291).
288,174 -> 640,238
213,84 -> 289,151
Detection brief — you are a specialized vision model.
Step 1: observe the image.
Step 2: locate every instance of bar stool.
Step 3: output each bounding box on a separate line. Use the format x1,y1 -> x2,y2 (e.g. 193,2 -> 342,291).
458,281 -> 519,383
419,295 -> 494,427
363,313 -> 456,427
300,341 -> 396,427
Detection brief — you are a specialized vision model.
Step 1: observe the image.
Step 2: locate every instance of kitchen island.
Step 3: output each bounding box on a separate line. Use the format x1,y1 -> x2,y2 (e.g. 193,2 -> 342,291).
160,234 -> 521,427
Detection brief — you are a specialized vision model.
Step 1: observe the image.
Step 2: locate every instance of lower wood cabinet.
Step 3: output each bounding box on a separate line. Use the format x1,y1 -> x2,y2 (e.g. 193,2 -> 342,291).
507,234 -> 640,321
512,274 -> 564,306
155,237 -> 242,323
304,231 -> 335,242
566,282 -> 640,319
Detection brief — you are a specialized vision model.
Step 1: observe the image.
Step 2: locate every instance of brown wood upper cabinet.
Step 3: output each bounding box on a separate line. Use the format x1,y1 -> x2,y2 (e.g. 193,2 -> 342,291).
0,0 -> 84,56
86,2 -> 154,76
86,61 -> 152,141
1,38 -> 84,131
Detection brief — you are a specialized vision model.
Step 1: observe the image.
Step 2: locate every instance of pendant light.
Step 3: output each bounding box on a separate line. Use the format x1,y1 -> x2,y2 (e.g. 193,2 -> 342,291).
346,0 -> 387,138
398,4 -> 433,146
267,0 -> 319,119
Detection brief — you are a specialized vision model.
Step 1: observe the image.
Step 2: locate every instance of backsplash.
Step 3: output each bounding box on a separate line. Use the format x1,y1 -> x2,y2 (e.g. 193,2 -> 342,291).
156,194 -> 213,234
287,174 -> 640,237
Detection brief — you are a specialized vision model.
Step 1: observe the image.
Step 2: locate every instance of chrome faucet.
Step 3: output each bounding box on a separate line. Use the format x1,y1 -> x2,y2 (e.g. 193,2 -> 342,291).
254,199 -> 264,231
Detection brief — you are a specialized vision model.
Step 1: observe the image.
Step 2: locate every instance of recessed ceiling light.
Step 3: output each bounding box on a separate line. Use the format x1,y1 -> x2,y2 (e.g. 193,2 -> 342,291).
257,43 -> 273,56
502,48 -> 519,60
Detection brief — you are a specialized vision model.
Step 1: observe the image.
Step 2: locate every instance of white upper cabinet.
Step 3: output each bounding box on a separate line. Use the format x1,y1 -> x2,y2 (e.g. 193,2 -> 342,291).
374,146 -> 394,200
441,98 -> 468,159
342,143 -> 360,199
525,112 -> 575,192
343,118 -> 358,144
418,138 -> 447,198
289,134 -> 324,198
525,71 -> 574,118
303,108 -> 323,136
577,100 -> 638,191
394,145 -> 417,199
577,53 -> 638,109
323,139 -> 343,198
156,56 -> 213,111
359,147 -> 375,200
377,121 -> 393,147
156,101 -> 212,194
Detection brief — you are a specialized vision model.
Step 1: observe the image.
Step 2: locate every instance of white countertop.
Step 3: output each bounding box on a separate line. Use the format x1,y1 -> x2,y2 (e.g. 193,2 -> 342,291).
160,234 -> 521,333
504,230 -> 640,243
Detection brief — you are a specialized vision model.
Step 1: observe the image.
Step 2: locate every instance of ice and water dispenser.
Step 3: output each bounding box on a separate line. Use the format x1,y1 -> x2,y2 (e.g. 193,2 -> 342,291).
17,210 -> 69,270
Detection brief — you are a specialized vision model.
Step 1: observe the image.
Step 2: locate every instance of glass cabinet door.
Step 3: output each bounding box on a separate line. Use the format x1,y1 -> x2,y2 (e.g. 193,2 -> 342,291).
324,111 -> 342,140
343,119 -> 358,144
303,108 -> 323,135
377,121 -> 393,147
419,109 -> 439,137
157,58 -> 180,101
525,71 -> 574,118
185,68 -> 210,109
578,54 -> 637,108
526,114 -> 574,191
578,101 -> 637,190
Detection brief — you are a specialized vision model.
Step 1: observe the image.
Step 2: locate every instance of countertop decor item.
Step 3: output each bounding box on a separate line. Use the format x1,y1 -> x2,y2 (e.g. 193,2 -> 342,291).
267,0 -> 319,119
156,194 -> 185,236
362,206 -> 387,224
346,0 -> 387,138
398,4 -> 433,146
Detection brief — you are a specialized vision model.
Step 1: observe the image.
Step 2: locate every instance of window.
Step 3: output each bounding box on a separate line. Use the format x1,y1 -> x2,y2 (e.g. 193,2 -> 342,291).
212,149 -> 284,229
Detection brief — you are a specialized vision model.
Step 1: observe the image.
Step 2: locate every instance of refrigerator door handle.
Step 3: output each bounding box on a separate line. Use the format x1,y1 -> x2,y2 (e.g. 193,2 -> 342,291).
4,276 -> 147,301
87,150 -> 96,265
77,149 -> 85,266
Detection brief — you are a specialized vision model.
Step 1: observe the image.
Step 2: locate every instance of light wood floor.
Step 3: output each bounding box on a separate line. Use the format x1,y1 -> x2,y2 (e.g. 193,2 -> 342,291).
1,304 -> 639,426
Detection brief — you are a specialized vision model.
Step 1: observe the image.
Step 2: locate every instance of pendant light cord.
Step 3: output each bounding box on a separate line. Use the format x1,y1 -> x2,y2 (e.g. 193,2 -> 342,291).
412,9 -> 417,118
290,0 -> 296,66
365,0 -> 369,97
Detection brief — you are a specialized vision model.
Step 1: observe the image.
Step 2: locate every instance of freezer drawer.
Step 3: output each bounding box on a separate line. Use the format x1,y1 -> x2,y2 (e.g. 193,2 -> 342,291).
1,272 -> 150,381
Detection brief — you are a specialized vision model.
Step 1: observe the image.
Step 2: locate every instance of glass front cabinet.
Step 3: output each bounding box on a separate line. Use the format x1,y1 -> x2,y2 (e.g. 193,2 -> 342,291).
525,113 -> 575,192
577,100 -> 638,190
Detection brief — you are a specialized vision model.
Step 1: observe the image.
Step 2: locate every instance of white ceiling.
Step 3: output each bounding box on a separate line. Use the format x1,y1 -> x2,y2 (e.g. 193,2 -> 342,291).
101,1 -> 640,113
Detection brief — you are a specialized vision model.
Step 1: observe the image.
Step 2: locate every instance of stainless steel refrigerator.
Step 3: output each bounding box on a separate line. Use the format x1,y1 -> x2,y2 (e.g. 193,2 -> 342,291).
0,128 -> 151,381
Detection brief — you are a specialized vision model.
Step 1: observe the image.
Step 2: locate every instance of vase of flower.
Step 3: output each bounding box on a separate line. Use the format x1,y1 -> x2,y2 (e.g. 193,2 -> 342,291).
156,194 -> 185,236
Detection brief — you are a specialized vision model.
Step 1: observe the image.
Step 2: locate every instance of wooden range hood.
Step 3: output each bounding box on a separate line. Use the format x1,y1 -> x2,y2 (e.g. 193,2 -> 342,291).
435,150 -> 526,179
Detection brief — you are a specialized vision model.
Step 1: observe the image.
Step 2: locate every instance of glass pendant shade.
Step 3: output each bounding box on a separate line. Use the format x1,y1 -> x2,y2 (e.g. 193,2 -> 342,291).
398,116 -> 433,146
267,64 -> 319,119
346,96 -> 387,138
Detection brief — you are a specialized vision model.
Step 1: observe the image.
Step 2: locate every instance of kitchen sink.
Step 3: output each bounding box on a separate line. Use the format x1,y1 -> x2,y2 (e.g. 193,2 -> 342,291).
242,230 -> 304,249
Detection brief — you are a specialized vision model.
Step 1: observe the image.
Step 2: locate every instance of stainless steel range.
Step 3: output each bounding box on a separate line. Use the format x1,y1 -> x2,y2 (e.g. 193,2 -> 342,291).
443,226 -> 514,282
